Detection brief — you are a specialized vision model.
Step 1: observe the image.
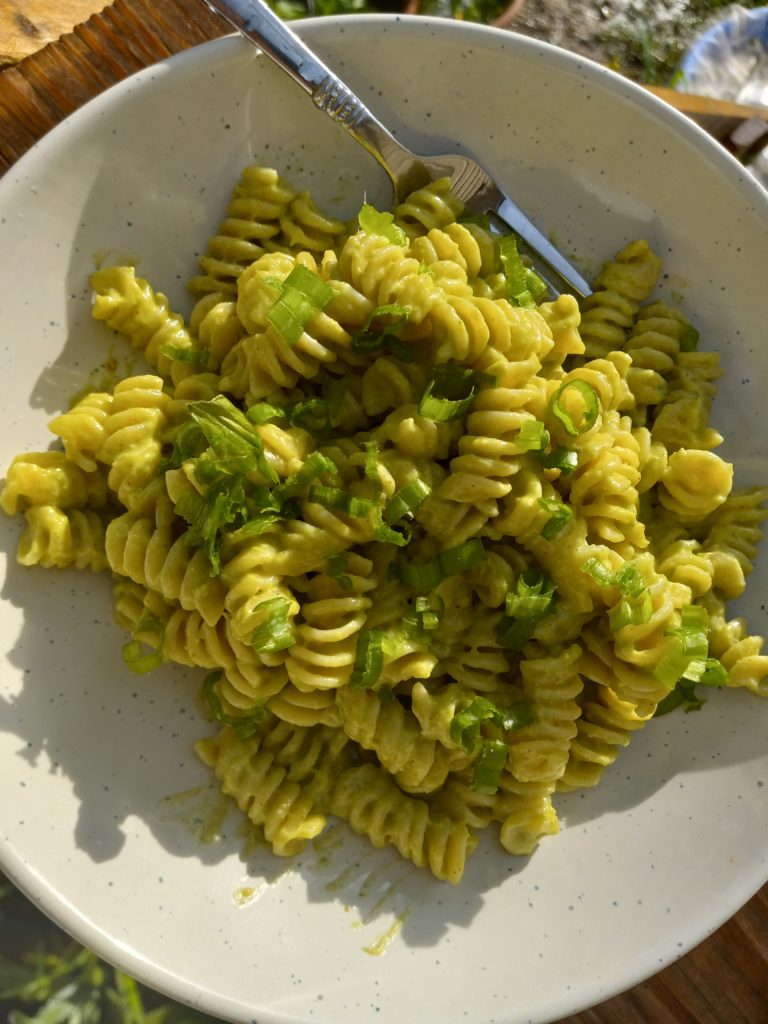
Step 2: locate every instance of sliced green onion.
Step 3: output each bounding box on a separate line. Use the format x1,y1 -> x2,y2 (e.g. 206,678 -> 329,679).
549,379 -> 600,436
450,696 -> 534,754
277,451 -> 337,501
698,658 -> 729,687
498,235 -> 548,308
418,364 -> 488,423
122,614 -> 165,675
159,344 -> 210,367
537,446 -> 579,474
236,511 -> 282,538
582,557 -> 647,598
538,495 -> 573,540
358,204 -> 408,246
613,563 -> 646,599
499,570 -> 556,651
397,555 -> 445,591
517,419 -> 549,452
654,678 -> 705,717
176,476 -> 247,575
505,571 -> 556,620
188,395 -> 277,483
201,671 -> 267,738
327,551 -> 354,590
351,303 -> 412,355
384,478 -> 432,524
363,440 -> 381,485
403,594 -> 444,640
654,607 -> 709,687
497,617 -> 537,650
472,738 -> 508,795
653,639 -> 694,688
246,402 -> 285,425
608,591 -> 653,631
373,509 -> 412,548
250,597 -> 295,653
678,605 -> 709,632
267,264 -> 334,346
581,557 -> 616,588
451,696 -> 502,752
121,645 -> 163,675
307,485 -> 373,518
679,324 -> 700,352
349,628 -> 386,688
160,420 -> 206,472
396,540 -> 486,591
438,539 -> 486,576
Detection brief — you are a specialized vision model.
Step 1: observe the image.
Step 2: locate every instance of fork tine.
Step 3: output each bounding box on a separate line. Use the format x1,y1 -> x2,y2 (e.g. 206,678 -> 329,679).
489,196 -> 593,299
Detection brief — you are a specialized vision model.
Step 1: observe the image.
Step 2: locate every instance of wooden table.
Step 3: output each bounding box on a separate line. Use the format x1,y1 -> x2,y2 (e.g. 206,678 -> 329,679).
1,1 -> 766,1021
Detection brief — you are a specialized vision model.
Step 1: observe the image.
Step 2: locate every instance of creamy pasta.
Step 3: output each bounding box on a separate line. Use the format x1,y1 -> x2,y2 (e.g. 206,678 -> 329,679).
3,164 -> 766,884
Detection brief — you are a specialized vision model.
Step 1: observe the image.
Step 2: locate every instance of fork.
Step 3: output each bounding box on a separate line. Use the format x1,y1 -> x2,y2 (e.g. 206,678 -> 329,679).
201,0 -> 593,298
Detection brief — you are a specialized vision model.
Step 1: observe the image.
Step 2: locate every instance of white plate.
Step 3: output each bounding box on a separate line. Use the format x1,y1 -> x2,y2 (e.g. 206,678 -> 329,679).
1,15 -> 767,1024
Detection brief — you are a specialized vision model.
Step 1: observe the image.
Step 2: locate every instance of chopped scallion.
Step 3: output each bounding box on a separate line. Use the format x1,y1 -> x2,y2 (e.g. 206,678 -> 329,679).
537,445 -> 579,474
267,264 -> 334,346
517,419 -> 549,452
498,235 -> 548,307
250,597 -> 295,653
538,495 -> 573,539
384,478 -> 432,524
472,738 -> 508,795
418,364 -> 490,422
349,628 -> 386,688
582,557 -> 647,598
158,344 -> 210,367
307,485 -> 373,518
358,204 -> 408,245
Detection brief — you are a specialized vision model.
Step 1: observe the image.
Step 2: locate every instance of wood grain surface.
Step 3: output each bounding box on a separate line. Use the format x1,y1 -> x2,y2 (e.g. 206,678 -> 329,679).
0,0 -> 109,65
0,1 -> 766,1021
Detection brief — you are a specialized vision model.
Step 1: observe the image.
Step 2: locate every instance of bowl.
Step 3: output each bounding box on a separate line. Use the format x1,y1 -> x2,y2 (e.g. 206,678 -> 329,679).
1,14 -> 767,1024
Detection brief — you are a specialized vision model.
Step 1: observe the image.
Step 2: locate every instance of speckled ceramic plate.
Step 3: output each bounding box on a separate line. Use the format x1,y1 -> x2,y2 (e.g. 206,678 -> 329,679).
1,16 -> 767,1024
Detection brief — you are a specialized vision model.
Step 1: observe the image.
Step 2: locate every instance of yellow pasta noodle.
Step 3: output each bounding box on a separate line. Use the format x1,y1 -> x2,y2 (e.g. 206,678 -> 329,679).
2,163 -> 765,885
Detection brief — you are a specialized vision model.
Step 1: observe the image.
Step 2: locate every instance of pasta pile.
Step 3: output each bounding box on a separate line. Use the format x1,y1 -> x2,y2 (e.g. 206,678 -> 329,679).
3,164 -> 767,884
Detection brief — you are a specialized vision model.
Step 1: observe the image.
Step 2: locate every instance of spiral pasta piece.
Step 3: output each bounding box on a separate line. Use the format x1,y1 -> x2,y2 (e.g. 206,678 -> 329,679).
188,292 -> 246,369
557,679 -> 653,790
278,191 -> 348,253
567,410 -> 647,556
188,165 -> 296,296
0,450 -> 107,516
196,719 -> 351,856
105,500 -> 226,624
17,505 -> 109,571
623,300 -> 689,412
579,240 -> 662,359
652,350 -> 723,451
97,374 -> 171,513
48,392 -> 112,472
329,762 -> 475,883
657,448 -> 733,522
91,266 -> 203,387
286,566 -> 374,692
507,644 -> 584,783
337,686 -> 469,793
393,177 -> 464,240
702,486 -> 768,579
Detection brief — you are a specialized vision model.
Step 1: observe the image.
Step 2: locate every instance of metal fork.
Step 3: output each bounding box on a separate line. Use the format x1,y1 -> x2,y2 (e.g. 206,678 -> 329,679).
201,0 -> 592,298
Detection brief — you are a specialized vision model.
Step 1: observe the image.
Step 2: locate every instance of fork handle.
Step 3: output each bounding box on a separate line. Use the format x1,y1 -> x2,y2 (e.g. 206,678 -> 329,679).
202,0 -> 407,186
